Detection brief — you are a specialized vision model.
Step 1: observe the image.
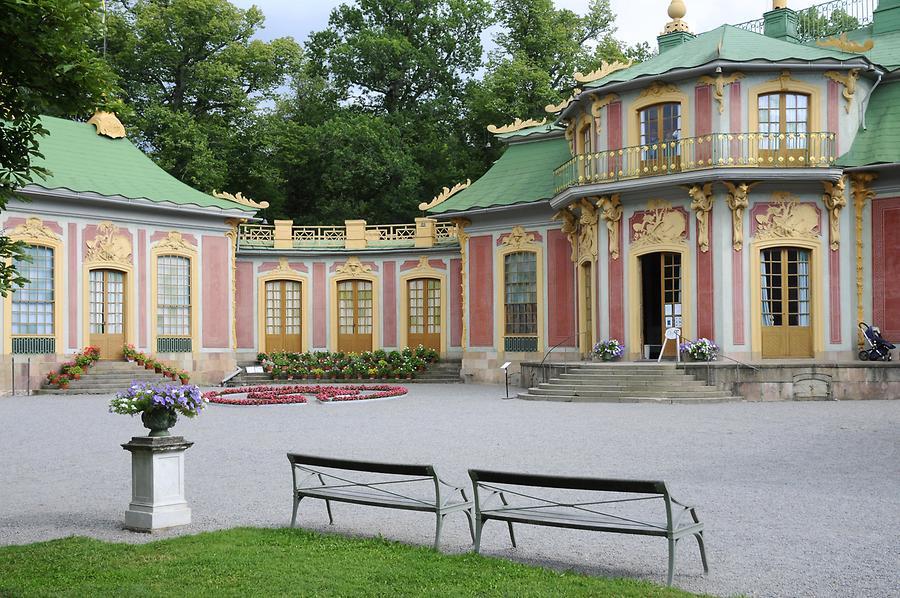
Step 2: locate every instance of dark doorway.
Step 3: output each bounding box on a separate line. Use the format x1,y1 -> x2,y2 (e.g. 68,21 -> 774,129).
640,254 -> 663,359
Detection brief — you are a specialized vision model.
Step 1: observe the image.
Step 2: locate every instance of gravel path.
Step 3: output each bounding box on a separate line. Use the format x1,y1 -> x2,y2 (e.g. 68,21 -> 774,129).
1,385 -> 898,597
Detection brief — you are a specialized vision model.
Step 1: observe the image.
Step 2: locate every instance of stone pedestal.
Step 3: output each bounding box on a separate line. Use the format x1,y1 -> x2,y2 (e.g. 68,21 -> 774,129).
121,435 -> 194,532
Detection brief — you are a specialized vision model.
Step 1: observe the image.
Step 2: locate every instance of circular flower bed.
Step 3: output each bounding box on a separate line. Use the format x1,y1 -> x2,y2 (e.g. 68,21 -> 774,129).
203,384 -> 408,406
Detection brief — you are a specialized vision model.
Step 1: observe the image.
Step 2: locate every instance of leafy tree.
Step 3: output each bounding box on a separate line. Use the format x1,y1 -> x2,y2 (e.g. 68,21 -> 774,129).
797,7 -> 860,41
0,0 -> 118,295
306,0 -> 492,115
104,0 -> 302,192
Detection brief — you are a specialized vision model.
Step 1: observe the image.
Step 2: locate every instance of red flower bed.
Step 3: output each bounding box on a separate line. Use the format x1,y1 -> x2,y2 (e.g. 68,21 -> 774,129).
204,384 -> 407,406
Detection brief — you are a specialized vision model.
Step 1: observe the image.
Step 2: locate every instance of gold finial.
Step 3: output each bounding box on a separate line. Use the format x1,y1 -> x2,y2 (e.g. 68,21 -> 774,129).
87,111 -> 126,139
419,180 -> 471,211
486,118 -> 547,134
663,0 -> 690,34
773,0 -> 788,9
574,60 -> 633,84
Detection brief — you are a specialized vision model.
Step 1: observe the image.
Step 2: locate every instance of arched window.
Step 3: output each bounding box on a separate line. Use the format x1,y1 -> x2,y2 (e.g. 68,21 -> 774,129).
157,255 -> 191,351
12,245 -> 55,353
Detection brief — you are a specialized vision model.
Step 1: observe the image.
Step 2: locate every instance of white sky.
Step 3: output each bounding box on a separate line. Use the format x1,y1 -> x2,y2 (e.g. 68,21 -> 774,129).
232,0 -> 826,47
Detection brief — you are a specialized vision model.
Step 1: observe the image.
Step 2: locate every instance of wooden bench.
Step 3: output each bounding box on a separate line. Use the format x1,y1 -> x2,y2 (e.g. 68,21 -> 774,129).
469,469 -> 708,586
287,453 -> 474,550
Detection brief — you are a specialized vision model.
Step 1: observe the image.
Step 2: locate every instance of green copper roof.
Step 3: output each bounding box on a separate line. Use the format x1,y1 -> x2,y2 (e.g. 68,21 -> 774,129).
26,116 -> 256,213
584,25 -> 860,90
429,136 -> 571,214
839,81 -> 900,167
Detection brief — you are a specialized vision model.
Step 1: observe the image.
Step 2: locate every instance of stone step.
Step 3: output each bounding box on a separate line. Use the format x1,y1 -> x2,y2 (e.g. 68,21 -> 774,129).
525,387 -> 733,398
556,373 -> 693,381
516,393 -> 741,404
538,381 -> 709,390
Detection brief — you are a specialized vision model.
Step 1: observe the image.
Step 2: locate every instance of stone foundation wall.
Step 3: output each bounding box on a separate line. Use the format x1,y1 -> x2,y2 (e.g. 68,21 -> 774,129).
681,362 -> 900,401
464,350 -> 580,385
156,352 -> 238,386
0,354 -> 68,395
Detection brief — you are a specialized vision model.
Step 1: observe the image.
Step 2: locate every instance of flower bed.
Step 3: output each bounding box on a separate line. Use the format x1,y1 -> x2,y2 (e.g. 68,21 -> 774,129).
257,346 -> 438,381
46,346 -> 100,388
203,384 -> 408,406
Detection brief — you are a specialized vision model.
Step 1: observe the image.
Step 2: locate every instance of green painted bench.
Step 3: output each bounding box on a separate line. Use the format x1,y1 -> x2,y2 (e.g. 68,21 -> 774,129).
469,469 -> 709,586
287,453 -> 474,550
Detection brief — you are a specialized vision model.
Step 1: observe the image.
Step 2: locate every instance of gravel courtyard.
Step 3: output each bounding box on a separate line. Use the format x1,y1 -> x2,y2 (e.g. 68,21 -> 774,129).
1,385 -> 898,597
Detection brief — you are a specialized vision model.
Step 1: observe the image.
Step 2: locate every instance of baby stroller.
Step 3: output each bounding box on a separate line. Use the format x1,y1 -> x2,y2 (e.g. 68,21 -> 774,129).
858,322 -> 895,361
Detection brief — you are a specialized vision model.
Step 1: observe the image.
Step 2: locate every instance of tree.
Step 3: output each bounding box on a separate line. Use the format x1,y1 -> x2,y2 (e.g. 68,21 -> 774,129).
0,0 -> 118,295
104,0 -> 302,192
306,0 -> 492,115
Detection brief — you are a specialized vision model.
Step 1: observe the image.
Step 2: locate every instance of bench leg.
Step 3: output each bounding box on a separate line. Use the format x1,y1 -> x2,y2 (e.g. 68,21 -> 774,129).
473,517 -> 484,553
290,495 -> 303,528
667,537 -> 678,587
499,493 -> 516,548
463,509 -> 475,543
433,513 -> 446,551
324,499 -> 334,525
694,531 -> 709,575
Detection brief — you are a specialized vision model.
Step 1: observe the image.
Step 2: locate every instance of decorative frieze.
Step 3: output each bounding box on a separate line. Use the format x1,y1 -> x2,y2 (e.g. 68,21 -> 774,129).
7,217 -> 60,243
598,194 -> 623,259
629,199 -> 688,249
686,183 -> 714,252
821,178 -> 847,250
335,256 -> 372,276
500,225 -> 538,250
85,221 -> 131,265
696,72 -> 743,113
153,231 -> 195,253
723,181 -> 759,251
752,193 -> 820,241
824,69 -> 860,114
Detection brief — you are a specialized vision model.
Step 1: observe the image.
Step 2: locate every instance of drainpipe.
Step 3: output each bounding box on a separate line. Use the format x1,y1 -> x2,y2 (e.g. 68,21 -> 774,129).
861,68 -> 885,130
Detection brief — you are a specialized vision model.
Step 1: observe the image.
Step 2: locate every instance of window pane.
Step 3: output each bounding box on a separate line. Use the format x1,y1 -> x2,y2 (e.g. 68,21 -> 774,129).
157,256 -> 191,336
504,252 -> 537,335
12,245 -> 54,336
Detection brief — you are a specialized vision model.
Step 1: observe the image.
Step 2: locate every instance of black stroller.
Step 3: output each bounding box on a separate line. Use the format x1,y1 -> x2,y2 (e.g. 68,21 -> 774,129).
858,322 -> 895,361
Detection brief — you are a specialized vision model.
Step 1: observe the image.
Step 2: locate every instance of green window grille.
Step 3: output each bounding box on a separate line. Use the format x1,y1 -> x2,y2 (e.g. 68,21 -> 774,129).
11,336 -> 55,355
505,336 -> 538,352
157,337 -> 192,353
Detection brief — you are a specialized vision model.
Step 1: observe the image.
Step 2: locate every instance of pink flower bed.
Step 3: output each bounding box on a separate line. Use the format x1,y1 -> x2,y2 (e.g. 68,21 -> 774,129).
203,384 -> 408,406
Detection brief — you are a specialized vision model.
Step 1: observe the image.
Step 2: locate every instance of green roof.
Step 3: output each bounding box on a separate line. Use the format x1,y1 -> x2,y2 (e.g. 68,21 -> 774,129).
822,25 -> 900,70
429,136 -> 571,214
26,116 -> 256,213
839,81 -> 900,167
584,25 -> 860,90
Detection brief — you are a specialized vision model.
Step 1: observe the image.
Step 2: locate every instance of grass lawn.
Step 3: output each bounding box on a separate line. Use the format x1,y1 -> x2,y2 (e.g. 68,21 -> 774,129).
0,527 -> 710,597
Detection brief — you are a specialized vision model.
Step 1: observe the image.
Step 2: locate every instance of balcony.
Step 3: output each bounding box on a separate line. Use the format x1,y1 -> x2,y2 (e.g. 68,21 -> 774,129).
237,219 -> 459,251
554,131 -> 837,194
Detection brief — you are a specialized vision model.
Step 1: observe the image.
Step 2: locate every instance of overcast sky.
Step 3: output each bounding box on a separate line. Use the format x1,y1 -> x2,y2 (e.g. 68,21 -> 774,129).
231,1 -> 825,47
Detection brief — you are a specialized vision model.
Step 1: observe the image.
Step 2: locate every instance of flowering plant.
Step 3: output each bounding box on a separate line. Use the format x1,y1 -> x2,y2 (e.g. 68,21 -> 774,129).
680,338 -> 719,361
109,382 -> 206,418
592,339 -> 625,361
203,384 -> 407,405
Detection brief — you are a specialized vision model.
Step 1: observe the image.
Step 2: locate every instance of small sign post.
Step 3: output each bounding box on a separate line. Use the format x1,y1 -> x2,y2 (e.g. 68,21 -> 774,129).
500,362 -> 512,399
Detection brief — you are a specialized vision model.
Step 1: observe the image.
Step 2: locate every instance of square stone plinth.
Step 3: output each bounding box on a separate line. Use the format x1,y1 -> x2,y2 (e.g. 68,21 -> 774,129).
122,436 -> 194,532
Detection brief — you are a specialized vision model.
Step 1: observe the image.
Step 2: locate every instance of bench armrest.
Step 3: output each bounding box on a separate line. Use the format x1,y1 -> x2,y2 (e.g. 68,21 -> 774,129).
670,496 -> 702,525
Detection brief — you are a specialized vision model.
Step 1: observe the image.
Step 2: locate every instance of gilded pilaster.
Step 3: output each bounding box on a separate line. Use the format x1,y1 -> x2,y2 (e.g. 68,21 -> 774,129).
450,218 -> 470,348
850,173 -> 877,346
225,218 -> 244,350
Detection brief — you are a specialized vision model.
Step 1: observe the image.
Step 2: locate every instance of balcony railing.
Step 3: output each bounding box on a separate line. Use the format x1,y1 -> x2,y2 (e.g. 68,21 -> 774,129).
554,131 -> 837,194
236,218 -> 458,251
733,0 -> 875,43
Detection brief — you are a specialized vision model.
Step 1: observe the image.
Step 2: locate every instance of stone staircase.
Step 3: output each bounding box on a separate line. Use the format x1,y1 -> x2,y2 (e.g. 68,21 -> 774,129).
226,358 -> 462,387
518,362 -> 742,403
34,360 -> 172,395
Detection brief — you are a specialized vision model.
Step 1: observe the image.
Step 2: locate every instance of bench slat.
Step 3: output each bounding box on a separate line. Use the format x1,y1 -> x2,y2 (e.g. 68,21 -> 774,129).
481,508 -> 702,537
470,469 -> 668,495
288,453 -> 433,477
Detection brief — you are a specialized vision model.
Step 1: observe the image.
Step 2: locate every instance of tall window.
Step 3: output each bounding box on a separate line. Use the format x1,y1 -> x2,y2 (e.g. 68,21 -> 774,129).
640,103 -> 681,163
12,245 -> 54,336
157,255 -> 190,336
758,92 -> 809,152
504,252 -> 537,335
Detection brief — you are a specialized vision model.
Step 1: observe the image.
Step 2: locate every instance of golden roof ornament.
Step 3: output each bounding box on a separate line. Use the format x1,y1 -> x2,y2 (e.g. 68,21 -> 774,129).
486,118 -> 547,134
663,0 -> 690,34
544,89 -> 582,114
87,111 -> 126,139
212,190 -> 270,210
773,0 -> 788,9
816,33 -> 874,54
419,180 -> 471,211
574,60 -> 633,84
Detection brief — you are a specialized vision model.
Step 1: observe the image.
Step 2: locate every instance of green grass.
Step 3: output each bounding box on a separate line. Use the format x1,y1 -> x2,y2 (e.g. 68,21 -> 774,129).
0,527 -> 710,597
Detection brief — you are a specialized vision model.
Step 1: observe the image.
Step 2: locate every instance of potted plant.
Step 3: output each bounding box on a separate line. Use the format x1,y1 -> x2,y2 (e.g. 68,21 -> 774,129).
135,353 -> 145,366
592,339 -> 625,362
57,374 -> 70,389
154,362 -> 164,374
109,382 -> 206,437
680,338 -> 719,362
178,371 -> 190,385
311,368 -> 324,380
66,365 -> 83,380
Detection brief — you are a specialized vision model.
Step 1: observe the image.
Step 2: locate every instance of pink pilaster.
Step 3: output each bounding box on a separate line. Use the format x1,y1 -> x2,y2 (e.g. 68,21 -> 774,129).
829,248 -> 841,344
547,229 -> 576,346
383,261 -> 397,347
729,82 -> 742,157
697,211 -> 715,339
313,263 -> 326,347
872,198 -> 900,340
235,261 -> 254,349
68,223 -> 78,349
732,248 -> 745,345
450,258 -> 462,347
608,221 -> 624,342
201,235 -> 229,348
469,235 -> 493,347
695,85 -> 713,163
607,102 -> 623,174
827,80 -> 840,150
138,229 -> 147,348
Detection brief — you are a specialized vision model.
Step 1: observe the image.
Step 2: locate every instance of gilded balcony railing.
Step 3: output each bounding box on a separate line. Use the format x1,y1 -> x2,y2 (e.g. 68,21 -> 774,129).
292,225 -> 346,248
237,224 -> 275,249
554,131 -> 837,194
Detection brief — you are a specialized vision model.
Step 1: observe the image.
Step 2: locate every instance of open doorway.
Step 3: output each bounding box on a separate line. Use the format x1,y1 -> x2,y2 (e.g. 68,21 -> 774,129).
639,252 -> 682,359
